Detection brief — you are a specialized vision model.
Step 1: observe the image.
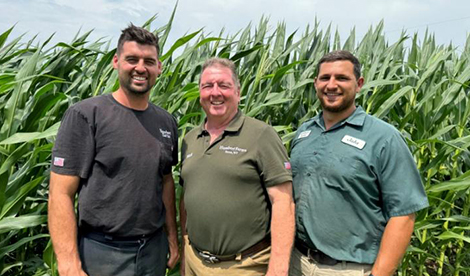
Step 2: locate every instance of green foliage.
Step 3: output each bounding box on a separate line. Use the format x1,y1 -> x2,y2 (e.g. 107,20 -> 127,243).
0,13 -> 469,276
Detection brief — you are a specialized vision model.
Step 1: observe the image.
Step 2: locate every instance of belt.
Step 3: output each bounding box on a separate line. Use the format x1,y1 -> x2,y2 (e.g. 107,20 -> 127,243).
82,227 -> 162,243
295,239 -> 345,266
193,235 -> 271,264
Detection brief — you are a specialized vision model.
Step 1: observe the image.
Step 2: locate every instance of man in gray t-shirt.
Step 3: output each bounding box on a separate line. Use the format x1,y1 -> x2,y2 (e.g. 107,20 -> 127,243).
48,25 -> 179,276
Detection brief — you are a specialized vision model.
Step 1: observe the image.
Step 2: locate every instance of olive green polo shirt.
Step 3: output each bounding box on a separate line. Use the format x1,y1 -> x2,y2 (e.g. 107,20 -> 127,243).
181,111 -> 292,255
291,106 -> 428,264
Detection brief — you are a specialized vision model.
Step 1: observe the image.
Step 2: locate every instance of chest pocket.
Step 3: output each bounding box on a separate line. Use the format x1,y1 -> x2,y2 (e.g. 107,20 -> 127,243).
322,146 -> 365,191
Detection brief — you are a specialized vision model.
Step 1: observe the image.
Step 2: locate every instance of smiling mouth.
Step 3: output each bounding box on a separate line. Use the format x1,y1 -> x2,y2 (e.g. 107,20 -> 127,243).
324,92 -> 341,96
132,76 -> 147,81
211,101 -> 224,105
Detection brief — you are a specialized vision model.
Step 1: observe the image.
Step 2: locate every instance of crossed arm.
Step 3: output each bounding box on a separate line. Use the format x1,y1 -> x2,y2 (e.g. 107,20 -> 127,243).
371,213 -> 416,276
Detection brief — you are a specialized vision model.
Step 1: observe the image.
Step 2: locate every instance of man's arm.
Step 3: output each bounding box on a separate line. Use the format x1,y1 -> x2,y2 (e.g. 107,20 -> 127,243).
371,214 -> 416,276
162,173 -> 179,269
179,190 -> 187,276
266,181 -> 295,276
48,171 -> 87,276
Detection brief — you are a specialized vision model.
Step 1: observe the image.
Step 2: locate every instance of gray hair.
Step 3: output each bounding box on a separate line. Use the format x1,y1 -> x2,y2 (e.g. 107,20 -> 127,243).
200,58 -> 240,88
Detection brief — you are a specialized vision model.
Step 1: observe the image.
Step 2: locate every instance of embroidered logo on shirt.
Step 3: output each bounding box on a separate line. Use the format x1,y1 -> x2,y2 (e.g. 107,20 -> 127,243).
341,135 -> 366,149
53,157 -> 65,167
284,162 -> 291,170
298,130 -> 311,139
159,129 -> 171,139
219,145 -> 247,155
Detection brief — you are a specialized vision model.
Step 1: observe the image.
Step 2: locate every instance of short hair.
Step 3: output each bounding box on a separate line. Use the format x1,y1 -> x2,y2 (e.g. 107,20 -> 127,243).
117,24 -> 160,57
317,50 -> 361,80
200,58 -> 240,88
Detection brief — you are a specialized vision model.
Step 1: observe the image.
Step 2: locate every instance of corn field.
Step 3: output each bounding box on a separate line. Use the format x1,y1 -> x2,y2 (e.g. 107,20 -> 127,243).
0,9 -> 469,276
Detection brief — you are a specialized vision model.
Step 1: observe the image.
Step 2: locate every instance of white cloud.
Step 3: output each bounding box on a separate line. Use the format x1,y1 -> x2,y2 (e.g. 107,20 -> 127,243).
1,0 -> 469,50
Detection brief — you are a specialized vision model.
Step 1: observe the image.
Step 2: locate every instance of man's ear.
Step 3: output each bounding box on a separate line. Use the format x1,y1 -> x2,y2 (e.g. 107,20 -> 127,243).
157,60 -> 162,75
356,77 -> 364,93
112,54 -> 118,69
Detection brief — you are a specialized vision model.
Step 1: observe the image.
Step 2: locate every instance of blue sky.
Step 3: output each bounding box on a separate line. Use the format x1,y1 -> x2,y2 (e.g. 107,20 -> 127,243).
1,0 -> 469,52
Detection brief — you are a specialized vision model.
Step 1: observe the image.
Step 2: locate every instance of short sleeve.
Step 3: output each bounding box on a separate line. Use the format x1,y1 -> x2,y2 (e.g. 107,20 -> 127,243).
171,116 -> 179,167
161,116 -> 178,175
378,131 -> 429,219
179,137 -> 188,187
256,126 -> 293,187
51,107 -> 95,178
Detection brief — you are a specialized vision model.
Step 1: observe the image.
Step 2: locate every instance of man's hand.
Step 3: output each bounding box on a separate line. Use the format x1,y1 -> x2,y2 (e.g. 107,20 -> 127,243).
179,238 -> 186,276
265,181 -> 295,276
57,260 -> 88,276
162,173 -> 179,269
371,214 -> 416,276
48,172 -> 87,276
179,192 -> 187,276
167,236 -> 179,269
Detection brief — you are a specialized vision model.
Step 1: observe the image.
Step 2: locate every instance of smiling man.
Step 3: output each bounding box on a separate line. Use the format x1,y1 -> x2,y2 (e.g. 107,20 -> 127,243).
179,58 -> 295,276
289,50 -> 429,276
48,25 -> 179,276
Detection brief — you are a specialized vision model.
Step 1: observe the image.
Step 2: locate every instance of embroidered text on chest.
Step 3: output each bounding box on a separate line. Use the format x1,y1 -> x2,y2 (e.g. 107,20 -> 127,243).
219,145 -> 247,155
160,129 -> 172,138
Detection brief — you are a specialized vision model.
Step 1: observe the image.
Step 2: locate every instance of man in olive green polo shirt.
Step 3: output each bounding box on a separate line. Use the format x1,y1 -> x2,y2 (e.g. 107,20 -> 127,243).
290,51 -> 428,276
179,58 -> 295,276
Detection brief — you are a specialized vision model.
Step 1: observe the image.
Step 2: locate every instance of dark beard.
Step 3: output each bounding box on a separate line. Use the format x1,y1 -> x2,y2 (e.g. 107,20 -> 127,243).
319,96 -> 355,113
121,79 -> 151,95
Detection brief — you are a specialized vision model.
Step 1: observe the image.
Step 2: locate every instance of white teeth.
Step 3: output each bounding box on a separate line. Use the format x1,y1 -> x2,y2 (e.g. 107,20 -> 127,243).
211,101 -> 223,105
132,76 -> 146,81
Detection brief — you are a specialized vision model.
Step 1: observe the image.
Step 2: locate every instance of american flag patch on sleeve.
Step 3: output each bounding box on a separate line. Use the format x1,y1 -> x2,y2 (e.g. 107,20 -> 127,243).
284,162 -> 291,170
53,157 -> 65,167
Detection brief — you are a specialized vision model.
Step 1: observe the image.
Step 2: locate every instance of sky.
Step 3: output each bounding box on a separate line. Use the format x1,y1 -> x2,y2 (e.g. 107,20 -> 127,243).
1,0 -> 469,53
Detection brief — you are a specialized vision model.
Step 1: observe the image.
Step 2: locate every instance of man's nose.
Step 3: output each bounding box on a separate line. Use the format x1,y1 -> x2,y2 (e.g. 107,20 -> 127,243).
210,84 -> 222,95
326,78 -> 338,90
134,60 -> 146,73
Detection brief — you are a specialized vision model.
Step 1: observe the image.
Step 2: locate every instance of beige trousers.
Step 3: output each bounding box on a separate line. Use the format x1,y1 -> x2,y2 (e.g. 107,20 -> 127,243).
184,236 -> 270,276
289,248 -> 372,276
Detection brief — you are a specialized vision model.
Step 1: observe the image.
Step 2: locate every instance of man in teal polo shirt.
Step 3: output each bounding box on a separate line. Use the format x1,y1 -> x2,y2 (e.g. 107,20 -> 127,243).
290,50 -> 428,276
180,58 -> 295,276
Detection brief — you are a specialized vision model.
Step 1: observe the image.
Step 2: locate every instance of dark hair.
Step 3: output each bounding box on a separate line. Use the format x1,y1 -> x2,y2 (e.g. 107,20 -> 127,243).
317,50 -> 361,80
117,24 -> 160,56
200,58 -> 240,88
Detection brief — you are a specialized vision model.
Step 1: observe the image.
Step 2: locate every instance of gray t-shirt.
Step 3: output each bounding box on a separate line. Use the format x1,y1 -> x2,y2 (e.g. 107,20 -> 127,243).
52,94 -> 178,236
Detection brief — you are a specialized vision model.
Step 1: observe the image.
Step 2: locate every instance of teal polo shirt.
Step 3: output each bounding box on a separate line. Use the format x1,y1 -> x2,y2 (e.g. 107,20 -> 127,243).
291,106 -> 428,264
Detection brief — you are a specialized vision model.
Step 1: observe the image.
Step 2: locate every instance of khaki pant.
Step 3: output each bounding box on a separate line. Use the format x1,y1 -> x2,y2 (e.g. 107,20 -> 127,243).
289,248 -> 372,276
184,236 -> 270,276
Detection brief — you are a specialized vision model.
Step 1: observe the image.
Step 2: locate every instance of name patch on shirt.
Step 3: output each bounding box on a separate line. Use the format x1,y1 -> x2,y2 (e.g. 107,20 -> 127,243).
341,135 -> 366,149
298,130 -> 311,139
159,129 -> 172,139
219,145 -> 247,155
